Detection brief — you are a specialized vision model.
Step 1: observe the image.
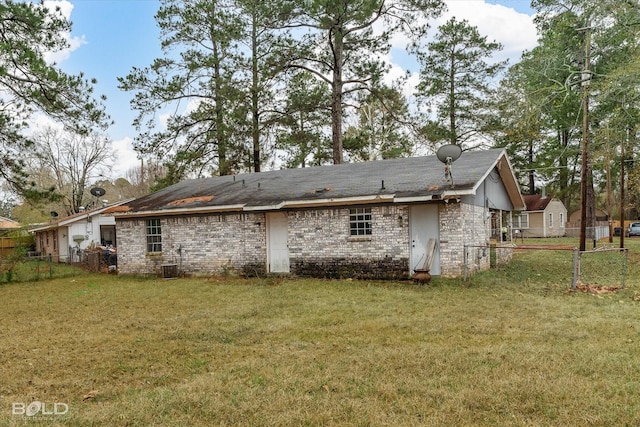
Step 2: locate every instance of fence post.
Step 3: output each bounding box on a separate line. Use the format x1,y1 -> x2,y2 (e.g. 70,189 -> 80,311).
622,248 -> 628,289
463,245 -> 468,282
571,248 -> 579,290
490,243 -> 496,268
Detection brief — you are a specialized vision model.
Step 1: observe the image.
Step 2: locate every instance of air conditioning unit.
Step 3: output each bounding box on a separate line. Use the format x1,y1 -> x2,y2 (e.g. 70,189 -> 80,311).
161,264 -> 178,279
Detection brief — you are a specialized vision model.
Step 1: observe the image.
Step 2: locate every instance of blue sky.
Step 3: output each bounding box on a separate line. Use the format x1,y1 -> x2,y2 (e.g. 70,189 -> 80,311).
47,0 -> 538,178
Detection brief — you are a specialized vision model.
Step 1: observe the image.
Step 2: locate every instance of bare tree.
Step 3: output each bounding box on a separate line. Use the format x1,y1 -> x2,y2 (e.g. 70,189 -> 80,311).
123,160 -> 167,197
30,126 -> 114,215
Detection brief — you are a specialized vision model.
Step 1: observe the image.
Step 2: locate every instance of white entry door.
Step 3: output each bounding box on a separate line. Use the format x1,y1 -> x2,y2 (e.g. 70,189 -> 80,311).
409,204 -> 440,275
267,212 -> 290,273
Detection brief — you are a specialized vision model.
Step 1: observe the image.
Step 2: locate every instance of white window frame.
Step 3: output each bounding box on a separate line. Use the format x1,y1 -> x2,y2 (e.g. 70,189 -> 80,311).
146,218 -> 162,253
548,212 -> 554,228
513,212 -> 529,229
349,208 -> 372,236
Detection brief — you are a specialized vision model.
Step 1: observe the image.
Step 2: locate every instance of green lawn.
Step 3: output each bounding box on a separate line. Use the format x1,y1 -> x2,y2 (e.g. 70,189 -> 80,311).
1,238 -> 639,426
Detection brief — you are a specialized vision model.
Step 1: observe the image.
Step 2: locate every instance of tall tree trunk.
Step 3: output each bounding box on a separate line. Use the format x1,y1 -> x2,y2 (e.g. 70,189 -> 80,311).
213,41 -> 228,175
585,164 -> 596,244
251,11 -> 260,172
208,3 -> 228,176
528,140 -> 535,194
449,51 -> 456,145
605,140 -> 612,243
331,29 -> 344,164
299,111 -> 306,168
559,128 -> 570,209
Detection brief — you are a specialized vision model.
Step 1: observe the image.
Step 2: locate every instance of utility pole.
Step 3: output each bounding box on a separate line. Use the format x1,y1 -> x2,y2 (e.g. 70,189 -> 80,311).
578,24 -> 592,252
620,141 -> 625,248
606,134 -> 613,244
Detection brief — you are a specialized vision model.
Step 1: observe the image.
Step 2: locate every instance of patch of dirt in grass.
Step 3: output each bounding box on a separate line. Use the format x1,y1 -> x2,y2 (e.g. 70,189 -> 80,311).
574,282 -> 622,294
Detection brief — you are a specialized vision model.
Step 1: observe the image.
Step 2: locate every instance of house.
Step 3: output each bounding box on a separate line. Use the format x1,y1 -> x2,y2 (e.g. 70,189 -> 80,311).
568,207 -> 609,225
566,207 -> 610,238
108,149 -> 525,279
30,201 -> 129,263
515,194 -> 568,238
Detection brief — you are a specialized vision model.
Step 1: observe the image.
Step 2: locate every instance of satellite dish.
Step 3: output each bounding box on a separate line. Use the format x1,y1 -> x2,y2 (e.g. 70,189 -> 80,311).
436,144 -> 462,165
436,144 -> 462,187
90,187 -> 106,197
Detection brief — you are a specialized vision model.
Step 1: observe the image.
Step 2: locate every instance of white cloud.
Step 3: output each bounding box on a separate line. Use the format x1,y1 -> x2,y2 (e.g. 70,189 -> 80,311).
437,1 -> 538,64
111,137 -> 141,179
44,0 -> 73,18
386,1 -> 537,67
29,113 -> 65,135
378,1 -> 537,113
42,1 -> 87,64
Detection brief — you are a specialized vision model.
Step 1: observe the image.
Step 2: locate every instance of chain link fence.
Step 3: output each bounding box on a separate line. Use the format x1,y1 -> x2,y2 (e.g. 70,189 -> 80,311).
572,247 -> 628,290
0,254 -> 81,284
0,246 -> 117,284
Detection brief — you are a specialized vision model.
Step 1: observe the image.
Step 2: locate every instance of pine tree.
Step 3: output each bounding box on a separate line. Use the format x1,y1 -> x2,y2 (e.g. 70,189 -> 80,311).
0,0 -> 110,200
413,17 -> 506,149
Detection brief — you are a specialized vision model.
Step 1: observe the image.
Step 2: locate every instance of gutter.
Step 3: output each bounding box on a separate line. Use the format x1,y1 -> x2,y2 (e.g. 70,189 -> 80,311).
114,194 -> 398,218
112,204 -> 245,218
253,194 -> 396,210
113,191 -> 476,219
394,189 -> 471,204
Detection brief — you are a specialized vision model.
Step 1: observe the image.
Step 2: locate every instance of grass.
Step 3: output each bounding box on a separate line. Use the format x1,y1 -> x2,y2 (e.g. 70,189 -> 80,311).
1,238 -> 640,426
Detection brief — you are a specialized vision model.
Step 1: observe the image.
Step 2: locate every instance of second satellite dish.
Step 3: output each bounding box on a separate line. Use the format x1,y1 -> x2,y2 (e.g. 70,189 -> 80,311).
90,187 -> 106,197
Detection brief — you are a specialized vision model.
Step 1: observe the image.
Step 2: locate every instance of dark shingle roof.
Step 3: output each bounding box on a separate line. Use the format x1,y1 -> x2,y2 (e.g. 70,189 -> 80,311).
112,149 -> 523,216
523,194 -> 553,211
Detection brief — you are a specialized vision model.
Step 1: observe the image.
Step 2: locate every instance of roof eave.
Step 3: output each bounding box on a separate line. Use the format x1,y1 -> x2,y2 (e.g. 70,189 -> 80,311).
394,189 -> 473,204
30,199 -> 134,232
115,192 -> 480,217
278,194 -> 395,209
113,204 -> 246,218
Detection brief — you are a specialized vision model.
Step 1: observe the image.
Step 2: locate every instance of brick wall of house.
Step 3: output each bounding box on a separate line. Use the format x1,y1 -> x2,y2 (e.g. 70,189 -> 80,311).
439,202 -> 492,277
115,202 -> 498,279
35,230 -> 59,260
287,205 -> 410,279
116,212 -> 267,276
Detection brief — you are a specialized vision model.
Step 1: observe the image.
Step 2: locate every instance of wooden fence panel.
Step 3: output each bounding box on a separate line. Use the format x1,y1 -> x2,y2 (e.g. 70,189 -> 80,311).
0,237 -> 16,258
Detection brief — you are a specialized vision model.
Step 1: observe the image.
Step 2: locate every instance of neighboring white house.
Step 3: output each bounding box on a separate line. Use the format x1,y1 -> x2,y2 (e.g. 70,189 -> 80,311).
108,149 -> 526,279
516,194 -> 568,238
30,201 -> 130,262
